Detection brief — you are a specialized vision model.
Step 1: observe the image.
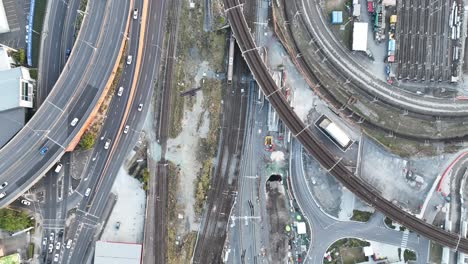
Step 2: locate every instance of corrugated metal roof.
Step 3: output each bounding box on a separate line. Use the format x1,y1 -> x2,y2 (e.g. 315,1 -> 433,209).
0,67 -> 22,111
352,22 -> 368,51
94,241 -> 142,264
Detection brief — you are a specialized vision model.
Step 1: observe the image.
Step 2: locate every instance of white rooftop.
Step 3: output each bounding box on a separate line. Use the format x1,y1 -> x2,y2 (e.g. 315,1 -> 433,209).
0,1 -> 9,33
352,22 -> 368,51
94,241 -> 142,264
296,222 -> 307,235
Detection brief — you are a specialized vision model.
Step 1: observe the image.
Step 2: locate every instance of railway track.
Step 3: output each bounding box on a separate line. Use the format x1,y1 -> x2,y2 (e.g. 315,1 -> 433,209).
192,46 -> 248,263
224,0 -> 468,253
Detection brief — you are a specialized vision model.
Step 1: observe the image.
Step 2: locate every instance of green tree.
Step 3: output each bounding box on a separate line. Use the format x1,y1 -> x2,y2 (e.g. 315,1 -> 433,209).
79,132 -> 95,149
0,209 -> 33,232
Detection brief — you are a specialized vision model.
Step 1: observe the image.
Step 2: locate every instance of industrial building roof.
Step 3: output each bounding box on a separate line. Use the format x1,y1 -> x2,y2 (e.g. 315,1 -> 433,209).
94,241 -> 142,264
352,22 -> 368,51
0,1 -> 9,33
0,107 -> 24,148
0,67 -> 23,111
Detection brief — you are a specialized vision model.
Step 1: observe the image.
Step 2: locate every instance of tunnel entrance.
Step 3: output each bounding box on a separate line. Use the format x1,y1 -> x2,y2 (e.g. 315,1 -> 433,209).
267,174 -> 282,182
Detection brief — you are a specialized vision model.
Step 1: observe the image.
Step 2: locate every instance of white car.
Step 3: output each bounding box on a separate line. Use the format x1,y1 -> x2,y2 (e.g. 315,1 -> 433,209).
21,200 -> 31,206
70,117 -> 79,126
54,163 -> 63,173
48,243 -> 53,253
117,86 -> 124,96
0,192 -> 6,199
54,253 -> 59,262
49,232 -> 55,241
55,242 -> 61,250
123,125 -> 129,134
104,139 -> 111,150
66,239 -> 72,249
126,55 -> 132,65
0,182 -> 7,189
42,238 -> 47,246
85,188 -> 91,197
133,8 -> 138,19
137,103 -> 143,111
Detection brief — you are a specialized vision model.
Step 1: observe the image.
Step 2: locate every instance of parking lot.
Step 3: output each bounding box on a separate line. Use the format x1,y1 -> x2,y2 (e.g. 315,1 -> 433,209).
396,0 -> 455,82
0,0 -> 30,49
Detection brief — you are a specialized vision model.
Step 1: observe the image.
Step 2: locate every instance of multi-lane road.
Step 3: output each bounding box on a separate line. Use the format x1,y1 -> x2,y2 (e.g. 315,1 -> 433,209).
59,0 -> 168,262
224,0 -> 468,253
0,0 -> 129,207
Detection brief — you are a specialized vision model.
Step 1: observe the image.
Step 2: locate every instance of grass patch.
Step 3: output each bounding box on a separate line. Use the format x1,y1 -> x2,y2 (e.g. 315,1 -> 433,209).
323,0 -> 353,49
27,243 -> 34,259
29,69 -> 38,80
350,210 -> 372,222
194,160 -> 213,215
0,209 -> 34,232
429,241 -> 442,263
384,217 -> 396,229
403,249 -> 417,262
32,0 -> 47,67
325,238 -> 370,264
169,1 -> 227,138
0,253 -> 20,264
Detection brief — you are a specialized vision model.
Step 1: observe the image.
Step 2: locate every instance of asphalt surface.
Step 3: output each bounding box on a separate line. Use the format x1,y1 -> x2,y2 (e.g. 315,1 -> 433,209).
224,0 -> 468,253
0,0 -> 129,208
293,0 -> 468,116
289,140 -> 430,264
58,0 -> 168,262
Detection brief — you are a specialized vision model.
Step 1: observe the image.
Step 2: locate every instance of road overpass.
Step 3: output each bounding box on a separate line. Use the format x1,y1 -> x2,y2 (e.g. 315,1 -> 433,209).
0,0 -> 130,207
224,0 -> 468,253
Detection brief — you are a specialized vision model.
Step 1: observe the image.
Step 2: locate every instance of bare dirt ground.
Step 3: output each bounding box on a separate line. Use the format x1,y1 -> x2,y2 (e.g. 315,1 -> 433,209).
266,181 -> 290,262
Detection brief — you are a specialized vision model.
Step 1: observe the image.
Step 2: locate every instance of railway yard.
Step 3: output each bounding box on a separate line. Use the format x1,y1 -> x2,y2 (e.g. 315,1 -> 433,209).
395,0 -> 462,82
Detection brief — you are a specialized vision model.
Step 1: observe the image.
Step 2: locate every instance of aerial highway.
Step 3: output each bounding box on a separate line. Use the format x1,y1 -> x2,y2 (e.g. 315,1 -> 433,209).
289,0 -> 468,117
59,0 -> 168,261
224,0 -> 468,253
0,0 -> 130,207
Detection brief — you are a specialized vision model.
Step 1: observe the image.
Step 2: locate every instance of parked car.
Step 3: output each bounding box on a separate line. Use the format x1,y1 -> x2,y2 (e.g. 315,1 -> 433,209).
115,222 -> 120,229
0,192 -> 6,199
54,163 -> 63,173
21,200 -> 31,206
0,182 -> 7,189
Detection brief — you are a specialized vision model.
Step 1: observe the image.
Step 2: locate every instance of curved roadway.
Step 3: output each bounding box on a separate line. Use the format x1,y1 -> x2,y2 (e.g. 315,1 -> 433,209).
0,0 -> 130,207
224,0 -> 468,253
294,0 -> 468,116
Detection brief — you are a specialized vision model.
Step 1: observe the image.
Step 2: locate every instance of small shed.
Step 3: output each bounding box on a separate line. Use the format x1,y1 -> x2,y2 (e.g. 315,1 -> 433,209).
331,11 -> 343,24
296,222 -> 307,235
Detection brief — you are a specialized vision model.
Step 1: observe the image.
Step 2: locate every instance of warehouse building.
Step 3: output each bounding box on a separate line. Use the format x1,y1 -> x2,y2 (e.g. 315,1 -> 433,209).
352,22 -> 368,51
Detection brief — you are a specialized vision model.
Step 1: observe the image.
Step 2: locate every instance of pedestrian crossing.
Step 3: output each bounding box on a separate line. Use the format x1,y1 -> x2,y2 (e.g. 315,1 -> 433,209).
400,229 -> 410,249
